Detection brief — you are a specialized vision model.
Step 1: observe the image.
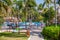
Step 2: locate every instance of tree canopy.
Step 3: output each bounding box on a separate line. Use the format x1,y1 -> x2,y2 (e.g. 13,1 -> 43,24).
0,0 -> 59,24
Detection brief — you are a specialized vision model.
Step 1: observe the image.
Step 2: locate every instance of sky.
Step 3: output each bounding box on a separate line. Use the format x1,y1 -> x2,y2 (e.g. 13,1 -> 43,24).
35,0 -> 59,8
35,0 -> 44,5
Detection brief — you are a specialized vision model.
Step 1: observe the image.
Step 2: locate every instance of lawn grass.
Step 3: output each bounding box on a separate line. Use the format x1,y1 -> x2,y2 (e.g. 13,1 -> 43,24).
0,32 -> 28,40
0,37 -> 27,40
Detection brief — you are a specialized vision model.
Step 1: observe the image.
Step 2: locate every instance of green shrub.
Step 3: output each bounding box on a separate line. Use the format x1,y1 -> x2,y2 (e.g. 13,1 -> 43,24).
42,27 -> 60,40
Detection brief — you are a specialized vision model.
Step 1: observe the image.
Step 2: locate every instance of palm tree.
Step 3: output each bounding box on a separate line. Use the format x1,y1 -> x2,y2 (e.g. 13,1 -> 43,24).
38,4 -> 44,10
51,0 -> 59,27
38,4 -> 44,26
13,0 -> 37,33
2,0 -> 15,31
54,0 -> 57,27
0,0 -> 7,17
44,0 -> 52,26
0,0 -> 10,24
14,0 -> 37,21
57,0 -> 60,24
4,0 -> 13,17
44,0 -> 52,8
0,0 -> 12,30
23,0 -> 37,22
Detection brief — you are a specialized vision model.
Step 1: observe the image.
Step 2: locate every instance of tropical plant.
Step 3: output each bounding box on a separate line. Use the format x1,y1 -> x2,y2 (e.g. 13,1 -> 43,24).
43,0 -> 52,26
44,0 -> 52,8
38,4 -> 44,10
42,6 -> 55,25
14,0 -> 37,21
53,0 -> 57,27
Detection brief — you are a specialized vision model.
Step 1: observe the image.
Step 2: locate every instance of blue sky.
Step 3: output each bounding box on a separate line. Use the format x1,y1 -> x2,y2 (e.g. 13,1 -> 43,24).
35,0 -> 59,8
35,0 -> 44,5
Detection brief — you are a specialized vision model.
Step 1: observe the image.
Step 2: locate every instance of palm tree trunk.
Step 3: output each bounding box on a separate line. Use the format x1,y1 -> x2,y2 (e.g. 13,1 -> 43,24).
48,4 -> 51,26
24,0 -> 27,30
46,4 -> 50,26
54,0 -> 57,27
26,8 -> 27,29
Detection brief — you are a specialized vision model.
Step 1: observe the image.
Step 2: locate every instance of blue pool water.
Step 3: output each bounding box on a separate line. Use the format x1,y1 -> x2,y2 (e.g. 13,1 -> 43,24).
3,22 -> 45,28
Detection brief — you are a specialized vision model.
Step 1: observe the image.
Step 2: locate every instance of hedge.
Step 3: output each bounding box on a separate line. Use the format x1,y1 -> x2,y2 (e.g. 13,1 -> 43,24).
42,27 -> 60,40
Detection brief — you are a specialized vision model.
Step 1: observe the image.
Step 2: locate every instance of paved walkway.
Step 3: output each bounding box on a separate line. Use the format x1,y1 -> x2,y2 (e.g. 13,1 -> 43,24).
28,28 -> 44,40
29,35 -> 44,40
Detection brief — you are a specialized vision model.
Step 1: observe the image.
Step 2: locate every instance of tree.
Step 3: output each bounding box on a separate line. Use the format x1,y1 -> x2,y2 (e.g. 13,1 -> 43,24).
0,0 -> 7,25
38,4 -> 44,10
13,0 -> 37,33
3,0 -> 13,17
57,0 -> 60,5
37,3 -> 44,22
44,0 -> 52,8
57,0 -> 60,24
43,6 -> 55,25
0,15 -> 4,25
51,0 -> 59,26
54,0 -> 57,27
14,0 -> 37,21
0,0 -> 14,17
43,0 -> 52,26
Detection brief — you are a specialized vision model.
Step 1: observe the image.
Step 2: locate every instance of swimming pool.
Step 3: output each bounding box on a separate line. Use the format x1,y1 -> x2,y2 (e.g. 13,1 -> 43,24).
3,22 -> 45,29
